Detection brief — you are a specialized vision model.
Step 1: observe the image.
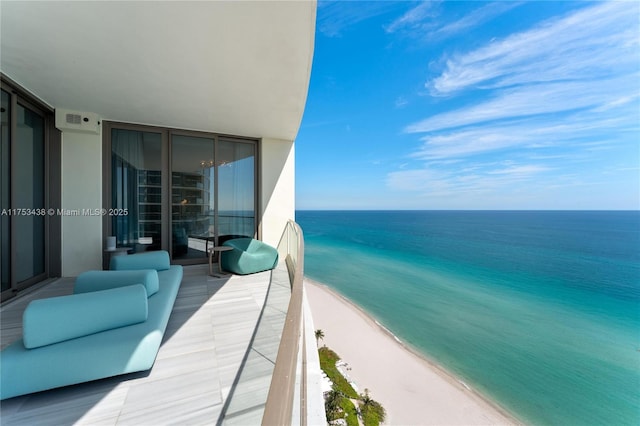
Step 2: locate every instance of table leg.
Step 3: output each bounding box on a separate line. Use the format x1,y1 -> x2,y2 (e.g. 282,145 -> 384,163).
209,247 -> 231,278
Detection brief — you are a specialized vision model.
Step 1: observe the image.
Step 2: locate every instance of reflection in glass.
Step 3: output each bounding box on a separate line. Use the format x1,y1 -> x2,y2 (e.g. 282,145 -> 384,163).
171,135 -> 214,260
218,139 -> 255,242
1,90 -> 10,291
109,129 -> 257,263
15,104 -> 45,282
111,129 -> 162,251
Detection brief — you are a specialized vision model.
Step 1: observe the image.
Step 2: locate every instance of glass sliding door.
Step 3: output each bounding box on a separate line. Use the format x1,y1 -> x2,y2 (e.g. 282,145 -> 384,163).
106,124 -> 258,265
171,134 -> 215,260
14,104 -> 46,282
1,85 -> 50,300
111,129 -> 163,252
218,138 -> 256,243
1,90 -> 10,293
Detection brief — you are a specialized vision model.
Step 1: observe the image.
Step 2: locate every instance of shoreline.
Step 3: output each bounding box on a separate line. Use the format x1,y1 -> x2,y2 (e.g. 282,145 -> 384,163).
304,277 -> 521,425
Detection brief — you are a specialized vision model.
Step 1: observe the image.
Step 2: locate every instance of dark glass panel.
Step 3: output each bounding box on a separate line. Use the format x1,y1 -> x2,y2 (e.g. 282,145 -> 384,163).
14,104 -> 45,282
171,135 -> 214,260
111,129 -> 162,252
1,90 -> 10,291
218,139 -> 255,241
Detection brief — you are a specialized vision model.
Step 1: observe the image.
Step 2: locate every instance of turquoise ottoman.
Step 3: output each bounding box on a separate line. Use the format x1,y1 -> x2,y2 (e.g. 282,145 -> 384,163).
221,238 -> 278,275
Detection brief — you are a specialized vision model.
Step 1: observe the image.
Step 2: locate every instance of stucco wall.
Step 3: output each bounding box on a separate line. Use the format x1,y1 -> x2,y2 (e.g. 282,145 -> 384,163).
261,138 -> 295,247
60,128 -> 103,276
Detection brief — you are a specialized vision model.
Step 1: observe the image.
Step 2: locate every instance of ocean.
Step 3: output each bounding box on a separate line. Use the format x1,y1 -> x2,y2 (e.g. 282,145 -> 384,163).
296,210 -> 640,426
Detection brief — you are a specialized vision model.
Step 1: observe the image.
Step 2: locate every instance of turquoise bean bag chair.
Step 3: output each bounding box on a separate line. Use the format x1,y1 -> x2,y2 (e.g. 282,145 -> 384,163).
221,238 -> 278,275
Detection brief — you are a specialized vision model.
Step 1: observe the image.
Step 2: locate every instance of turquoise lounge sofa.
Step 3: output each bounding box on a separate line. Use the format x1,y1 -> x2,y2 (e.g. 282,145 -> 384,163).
221,238 -> 278,275
0,251 -> 182,400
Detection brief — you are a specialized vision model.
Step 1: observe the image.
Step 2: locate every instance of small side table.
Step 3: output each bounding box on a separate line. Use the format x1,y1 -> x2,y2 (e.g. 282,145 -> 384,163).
208,246 -> 233,277
189,234 -> 215,257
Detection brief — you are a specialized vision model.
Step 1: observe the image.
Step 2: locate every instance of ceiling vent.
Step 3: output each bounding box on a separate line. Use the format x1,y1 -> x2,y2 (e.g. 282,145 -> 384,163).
66,113 -> 82,125
55,109 -> 101,134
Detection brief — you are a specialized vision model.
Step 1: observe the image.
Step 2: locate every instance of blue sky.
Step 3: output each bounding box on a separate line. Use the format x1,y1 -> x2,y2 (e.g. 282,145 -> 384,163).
295,1 -> 639,210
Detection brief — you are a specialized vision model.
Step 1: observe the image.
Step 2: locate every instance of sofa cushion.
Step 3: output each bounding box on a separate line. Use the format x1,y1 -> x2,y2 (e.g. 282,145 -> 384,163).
0,266 -> 184,400
110,250 -> 170,271
23,284 -> 148,349
74,269 -> 159,297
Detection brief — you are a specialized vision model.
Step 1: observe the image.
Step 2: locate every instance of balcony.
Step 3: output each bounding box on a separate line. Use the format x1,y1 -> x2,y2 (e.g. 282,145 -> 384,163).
0,222 -> 324,425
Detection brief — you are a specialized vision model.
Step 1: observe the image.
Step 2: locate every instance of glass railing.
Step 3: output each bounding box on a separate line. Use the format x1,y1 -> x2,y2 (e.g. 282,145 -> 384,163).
263,220 -> 306,425
218,220 -> 305,425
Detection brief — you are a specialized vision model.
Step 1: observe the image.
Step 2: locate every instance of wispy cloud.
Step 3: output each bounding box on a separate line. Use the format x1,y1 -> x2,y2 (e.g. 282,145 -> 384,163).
433,1 -> 523,39
387,162 -> 549,198
406,75 -> 639,134
389,2 -> 639,208
384,157 -> 611,209
317,1 -> 401,37
404,1 -> 639,149
428,2 -> 638,95
384,1 -> 521,41
394,96 -> 409,109
384,1 -> 437,34
487,164 -> 551,176
408,104 -> 637,161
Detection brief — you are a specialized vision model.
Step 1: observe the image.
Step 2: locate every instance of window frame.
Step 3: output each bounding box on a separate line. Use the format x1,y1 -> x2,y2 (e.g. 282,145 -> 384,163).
102,121 -> 260,266
0,75 -> 61,302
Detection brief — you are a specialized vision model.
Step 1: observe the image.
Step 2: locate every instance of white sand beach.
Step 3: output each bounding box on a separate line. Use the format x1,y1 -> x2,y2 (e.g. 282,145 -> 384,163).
305,278 -> 519,426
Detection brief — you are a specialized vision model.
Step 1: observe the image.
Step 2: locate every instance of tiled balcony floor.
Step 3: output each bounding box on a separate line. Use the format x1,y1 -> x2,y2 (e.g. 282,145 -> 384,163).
0,264 -> 278,425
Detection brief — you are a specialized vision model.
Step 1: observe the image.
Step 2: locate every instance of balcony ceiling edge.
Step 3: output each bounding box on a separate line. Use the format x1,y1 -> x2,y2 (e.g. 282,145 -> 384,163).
0,1 -> 316,140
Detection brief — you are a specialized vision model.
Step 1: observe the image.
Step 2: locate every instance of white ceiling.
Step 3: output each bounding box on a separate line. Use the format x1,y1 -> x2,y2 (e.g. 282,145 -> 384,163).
0,1 -> 316,141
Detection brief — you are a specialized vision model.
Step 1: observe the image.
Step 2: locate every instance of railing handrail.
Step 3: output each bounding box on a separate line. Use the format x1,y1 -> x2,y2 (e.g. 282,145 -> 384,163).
262,220 -> 306,425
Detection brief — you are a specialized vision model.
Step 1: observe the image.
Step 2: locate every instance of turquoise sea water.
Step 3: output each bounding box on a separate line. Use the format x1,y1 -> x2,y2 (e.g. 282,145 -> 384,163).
297,211 -> 640,426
